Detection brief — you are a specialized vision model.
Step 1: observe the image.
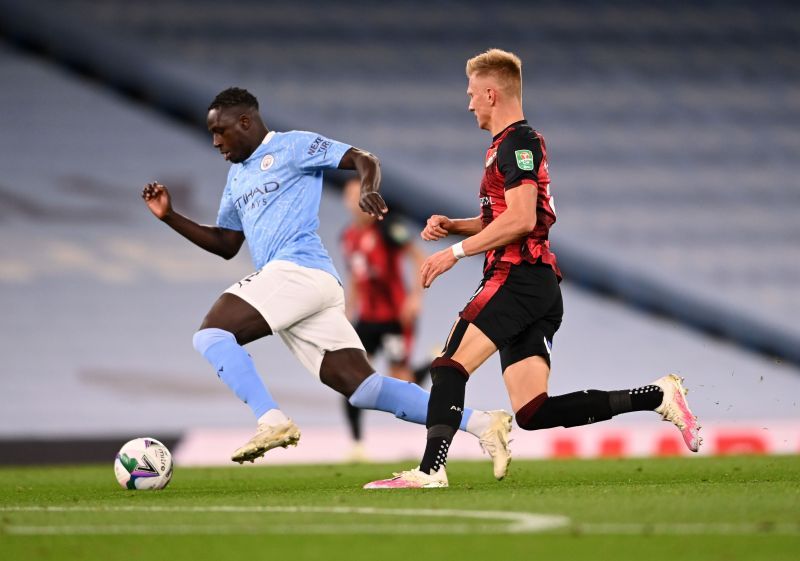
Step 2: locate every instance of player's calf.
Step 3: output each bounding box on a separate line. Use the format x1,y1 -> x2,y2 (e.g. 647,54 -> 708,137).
193,328 -> 280,418
514,378 -> 701,452
515,385 -> 663,429
418,357 -> 468,475
515,390 -> 613,429
319,347 -> 375,397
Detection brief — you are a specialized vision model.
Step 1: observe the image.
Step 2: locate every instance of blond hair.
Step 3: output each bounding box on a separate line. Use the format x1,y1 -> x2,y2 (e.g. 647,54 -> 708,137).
465,48 -> 522,99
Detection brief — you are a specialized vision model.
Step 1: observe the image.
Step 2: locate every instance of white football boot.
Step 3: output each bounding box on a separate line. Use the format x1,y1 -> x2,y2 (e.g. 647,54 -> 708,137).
653,374 -> 702,452
478,410 -> 513,480
363,466 -> 448,489
231,419 -> 301,464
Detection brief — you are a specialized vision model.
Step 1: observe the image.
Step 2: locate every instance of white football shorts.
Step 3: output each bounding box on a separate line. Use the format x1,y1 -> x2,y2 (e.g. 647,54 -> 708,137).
224,260 -> 365,377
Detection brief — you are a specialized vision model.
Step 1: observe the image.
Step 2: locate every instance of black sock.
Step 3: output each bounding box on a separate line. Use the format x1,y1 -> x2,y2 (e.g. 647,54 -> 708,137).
517,390 -> 613,430
630,384 -> 664,410
419,359 -> 467,474
419,426 -> 454,475
516,385 -> 666,431
609,385 -> 664,415
342,397 -> 362,441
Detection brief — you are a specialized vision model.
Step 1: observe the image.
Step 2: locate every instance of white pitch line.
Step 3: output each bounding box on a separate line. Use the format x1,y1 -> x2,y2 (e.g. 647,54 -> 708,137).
573,522 -> 800,535
5,522 -> 800,536
2,506 -> 797,536
0,505 -> 569,535
6,524 -> 495,536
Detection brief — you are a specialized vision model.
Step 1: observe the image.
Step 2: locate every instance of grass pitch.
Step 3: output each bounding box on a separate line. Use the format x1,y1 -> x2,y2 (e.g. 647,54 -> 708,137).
1,455 -> 798,561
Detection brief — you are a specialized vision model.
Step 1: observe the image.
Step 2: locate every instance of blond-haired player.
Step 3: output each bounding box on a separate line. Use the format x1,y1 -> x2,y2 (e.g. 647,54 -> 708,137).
365,49 -> 700,489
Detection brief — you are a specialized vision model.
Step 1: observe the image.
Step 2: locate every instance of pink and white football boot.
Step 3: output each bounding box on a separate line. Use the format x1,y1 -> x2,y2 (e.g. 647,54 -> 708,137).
653,374 -> 702,452
363,466 -> 448,489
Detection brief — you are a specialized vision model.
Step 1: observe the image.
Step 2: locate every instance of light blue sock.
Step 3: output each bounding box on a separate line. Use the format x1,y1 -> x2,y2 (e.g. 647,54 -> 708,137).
460,407 -> 474,432
192,328 -> 279,419
349,373 -> 474,432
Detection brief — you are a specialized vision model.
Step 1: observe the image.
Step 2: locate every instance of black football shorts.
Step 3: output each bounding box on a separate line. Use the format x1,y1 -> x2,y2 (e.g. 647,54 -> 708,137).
460,260 -> 562,371
354,320 -> 411,366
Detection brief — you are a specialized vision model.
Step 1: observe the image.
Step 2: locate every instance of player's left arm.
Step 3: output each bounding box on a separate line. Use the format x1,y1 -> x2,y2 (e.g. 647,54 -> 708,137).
339,147 -> 387,220
420,129 -> 540,288
459,184 -> 536,255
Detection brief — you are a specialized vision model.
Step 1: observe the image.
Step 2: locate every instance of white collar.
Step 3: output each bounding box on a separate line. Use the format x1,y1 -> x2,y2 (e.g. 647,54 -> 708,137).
261,131 -> 277,146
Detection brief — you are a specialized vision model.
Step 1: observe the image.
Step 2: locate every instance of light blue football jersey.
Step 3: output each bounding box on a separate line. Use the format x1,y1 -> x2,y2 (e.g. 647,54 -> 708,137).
216,130 -> 351,282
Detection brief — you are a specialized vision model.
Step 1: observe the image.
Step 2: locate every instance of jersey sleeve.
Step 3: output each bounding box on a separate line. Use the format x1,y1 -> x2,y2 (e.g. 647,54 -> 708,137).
293,131 -> 352,172
215,169 -> 243,231
497,129 -> 543,190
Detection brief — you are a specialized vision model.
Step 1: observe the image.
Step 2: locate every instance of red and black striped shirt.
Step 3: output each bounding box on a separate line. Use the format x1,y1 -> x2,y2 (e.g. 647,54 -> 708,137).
479,120 -> 561,280
340,218 -> 411,322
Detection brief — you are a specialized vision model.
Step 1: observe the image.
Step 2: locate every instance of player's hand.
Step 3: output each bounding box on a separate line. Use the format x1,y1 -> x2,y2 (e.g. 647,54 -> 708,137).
142,182 -> 173,220
420,247 -> 458,288
421,215 -> 452,241
360,191 -> 388,220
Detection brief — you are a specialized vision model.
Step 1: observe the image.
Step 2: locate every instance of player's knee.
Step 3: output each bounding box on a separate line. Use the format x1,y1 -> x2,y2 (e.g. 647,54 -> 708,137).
430,357 -> 469,380
192,328 -> 235,356
515,393 -> 549,431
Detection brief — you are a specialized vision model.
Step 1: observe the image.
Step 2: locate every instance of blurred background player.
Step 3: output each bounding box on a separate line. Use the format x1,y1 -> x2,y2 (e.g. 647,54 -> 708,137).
340,177 -> 426,460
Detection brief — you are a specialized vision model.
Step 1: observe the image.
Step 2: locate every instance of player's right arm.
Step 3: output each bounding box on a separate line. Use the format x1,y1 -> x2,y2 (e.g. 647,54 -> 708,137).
421,215 -> 482,241
141,182 -> 245,260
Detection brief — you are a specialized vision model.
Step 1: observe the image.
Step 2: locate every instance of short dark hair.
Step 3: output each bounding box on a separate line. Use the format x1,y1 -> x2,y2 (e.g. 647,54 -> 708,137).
208,87 -> 259,111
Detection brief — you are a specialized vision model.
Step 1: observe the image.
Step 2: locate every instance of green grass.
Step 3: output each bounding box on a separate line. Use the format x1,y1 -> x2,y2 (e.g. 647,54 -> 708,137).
1,456 -> 799,561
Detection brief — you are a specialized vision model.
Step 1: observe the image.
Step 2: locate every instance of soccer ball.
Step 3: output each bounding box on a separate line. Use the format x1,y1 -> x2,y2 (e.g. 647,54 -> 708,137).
114,437 -> 173,490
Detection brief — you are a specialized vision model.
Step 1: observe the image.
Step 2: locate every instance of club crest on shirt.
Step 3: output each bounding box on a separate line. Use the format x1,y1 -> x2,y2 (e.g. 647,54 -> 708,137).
260,154 -> 275,171
485,150 -> 497,168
